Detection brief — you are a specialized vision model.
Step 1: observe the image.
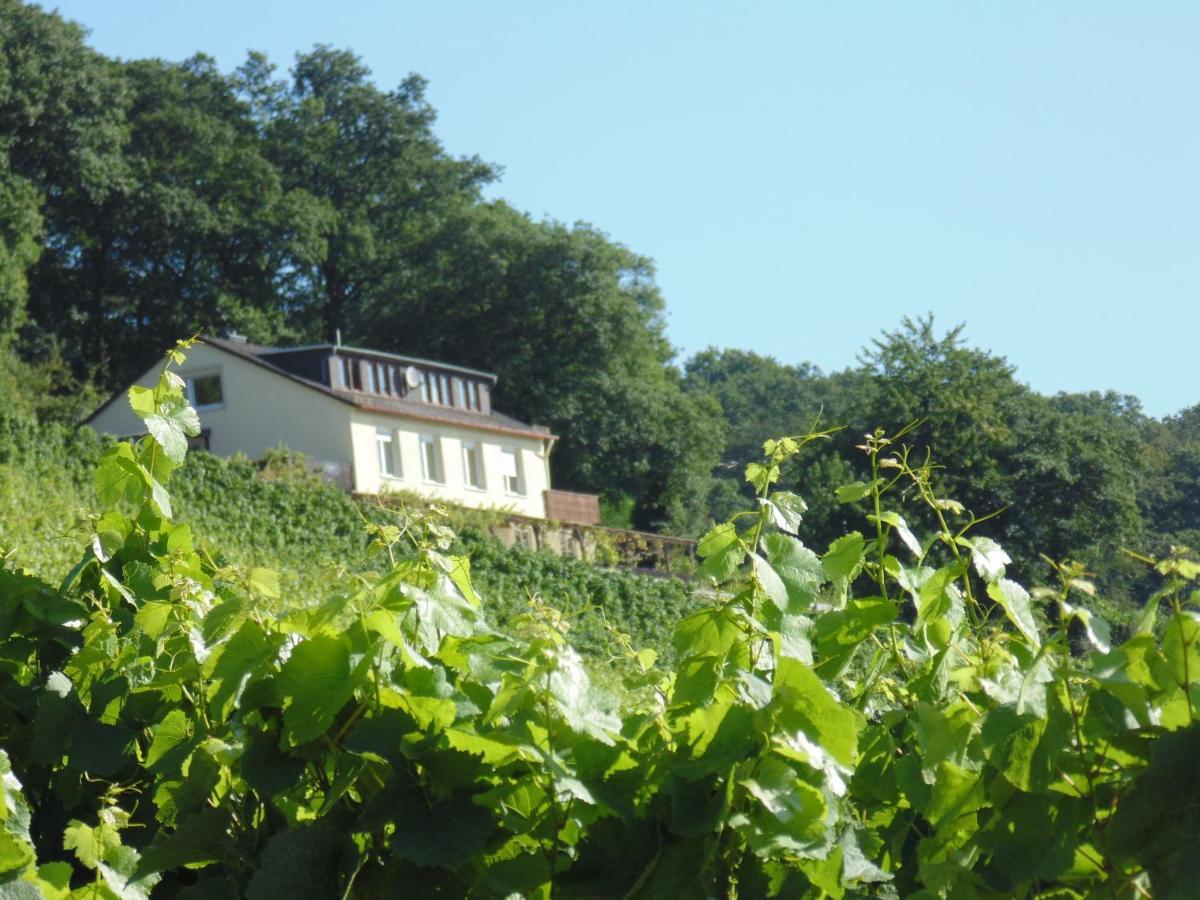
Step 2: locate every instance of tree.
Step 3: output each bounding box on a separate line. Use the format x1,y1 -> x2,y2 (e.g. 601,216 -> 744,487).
0,160 -> 40,343
0,0 -> 128,358
376,202 -> 722,533
239,47 -> 496,344
28,55 -> 285,386
684,349 -> 851,529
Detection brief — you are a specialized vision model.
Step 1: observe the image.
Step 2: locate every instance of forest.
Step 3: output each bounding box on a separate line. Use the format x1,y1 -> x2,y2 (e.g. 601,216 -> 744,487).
1,2 -> 1197,616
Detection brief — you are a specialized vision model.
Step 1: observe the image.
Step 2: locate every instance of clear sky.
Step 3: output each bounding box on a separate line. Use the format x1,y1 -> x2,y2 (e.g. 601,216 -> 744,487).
47,2 -> 1199,417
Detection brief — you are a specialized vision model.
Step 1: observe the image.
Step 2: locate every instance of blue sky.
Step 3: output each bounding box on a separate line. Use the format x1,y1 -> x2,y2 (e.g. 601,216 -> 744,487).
49,2 -> 1198,417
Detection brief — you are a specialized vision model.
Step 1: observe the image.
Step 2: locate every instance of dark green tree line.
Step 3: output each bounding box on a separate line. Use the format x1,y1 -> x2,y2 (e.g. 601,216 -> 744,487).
0,3 -> 719,531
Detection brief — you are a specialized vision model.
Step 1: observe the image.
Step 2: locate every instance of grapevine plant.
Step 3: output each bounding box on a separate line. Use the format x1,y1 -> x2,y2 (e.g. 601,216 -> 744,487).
1,342 -> 1197,898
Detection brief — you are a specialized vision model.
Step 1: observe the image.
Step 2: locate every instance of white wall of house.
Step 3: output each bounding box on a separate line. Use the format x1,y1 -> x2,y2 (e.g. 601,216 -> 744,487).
87,343 -> 355,470
349,408 -> 552,518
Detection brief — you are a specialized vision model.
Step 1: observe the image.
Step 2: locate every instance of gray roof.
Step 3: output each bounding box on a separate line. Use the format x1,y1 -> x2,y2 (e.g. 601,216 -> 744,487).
258,341 -> 499,383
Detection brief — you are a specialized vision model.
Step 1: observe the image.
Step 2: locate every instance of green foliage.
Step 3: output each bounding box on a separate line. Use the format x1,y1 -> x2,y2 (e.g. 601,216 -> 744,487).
687,317 -> 1199,624
0,392 -> 701,665
2,343 -> 1197,898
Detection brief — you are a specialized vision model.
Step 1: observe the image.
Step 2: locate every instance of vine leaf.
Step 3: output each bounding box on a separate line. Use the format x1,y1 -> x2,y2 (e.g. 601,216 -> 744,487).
141,394 -> 200,465
987,580 -> 1041,649
277,634 -> 366,746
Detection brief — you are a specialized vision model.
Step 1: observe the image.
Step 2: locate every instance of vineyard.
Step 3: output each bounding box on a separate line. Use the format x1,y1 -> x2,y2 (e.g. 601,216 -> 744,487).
1,343 -> 1197,898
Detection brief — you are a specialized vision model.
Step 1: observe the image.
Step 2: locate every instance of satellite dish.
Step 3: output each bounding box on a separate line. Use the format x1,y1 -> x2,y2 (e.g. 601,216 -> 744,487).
404,366 -> 421,390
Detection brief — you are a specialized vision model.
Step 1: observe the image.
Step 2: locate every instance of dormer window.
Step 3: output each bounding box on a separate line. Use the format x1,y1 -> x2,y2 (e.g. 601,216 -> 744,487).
340,357 -> 362,391
328,351 -> 490,414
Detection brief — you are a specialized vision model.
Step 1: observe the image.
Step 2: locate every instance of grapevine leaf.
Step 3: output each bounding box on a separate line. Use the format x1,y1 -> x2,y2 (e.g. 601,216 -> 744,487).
547,647 -> 621,744
740,756 -> 827,852
964,536 -> 1010,583
134,602 -> 171,639
835,481 -> 876,504
244,821 -> 342,900
136,809 -> 229,874
97,844 -> 160,900
924,762 -> 986,828
30,673 -> 84,766
773,657 -> 861,768
1162,611 -> 1200,690
277,634 -> 365,746
247,568 -> 280,599
763,533 -> 825,609
987,580 -> 1041,649
673,700 -> 758,779
1111,725 -> 1200,896
32,862 -> 73,900
0,830 -> 33,880
144,710 -> 194,774
64,820 -> 120,871
697,523 -> 745,582
762,491 -> 807,533
204,620 -> 274,721
814,598 -> 897,678
390,790 -> 494,870
673,608 -> 743,659
1060,600 -> 1112,653
751,553 -> 788,611
95,445 -> 150,509
68,722 -> 135,777
142,394 -> 200,465
822,532 -> 865,582
869,512 -> 922,558
127,385 -> 157,418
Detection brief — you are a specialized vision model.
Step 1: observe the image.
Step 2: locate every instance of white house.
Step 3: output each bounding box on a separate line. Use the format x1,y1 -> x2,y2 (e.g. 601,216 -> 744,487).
86,335 -> 596,522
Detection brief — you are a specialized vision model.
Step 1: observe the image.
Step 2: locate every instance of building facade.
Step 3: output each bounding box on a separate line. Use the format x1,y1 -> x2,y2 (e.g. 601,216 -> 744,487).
86,336 -> 566,520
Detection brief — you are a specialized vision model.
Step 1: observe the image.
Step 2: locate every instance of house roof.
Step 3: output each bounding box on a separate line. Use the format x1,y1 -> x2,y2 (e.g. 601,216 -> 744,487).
261,342 -> 499,384
86,335 -> 557,443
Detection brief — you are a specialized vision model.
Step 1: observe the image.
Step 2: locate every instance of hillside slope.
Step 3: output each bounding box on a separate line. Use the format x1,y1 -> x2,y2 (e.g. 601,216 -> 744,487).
0,416 -> 702,659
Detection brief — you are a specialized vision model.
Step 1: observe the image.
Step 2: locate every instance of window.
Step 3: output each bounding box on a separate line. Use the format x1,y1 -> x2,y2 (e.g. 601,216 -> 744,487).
376,429 -> 398,478
185,373 -> 224,410
454,378 -> 466,408
420,435 -> 443,483
366,363 -> 377,393
462,442 -> 485,490
500,448 -> 524,495
468,381 -> 481,411
341,358 -> 362,391
419,370 -> 431,403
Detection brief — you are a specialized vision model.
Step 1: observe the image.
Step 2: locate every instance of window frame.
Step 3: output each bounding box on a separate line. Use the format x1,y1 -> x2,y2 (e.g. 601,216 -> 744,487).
376,428 -> 399,479
500,447 -> 524,496
420,435 -> 444,484
461,441 -> 486,491
185,371 -> 225,412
